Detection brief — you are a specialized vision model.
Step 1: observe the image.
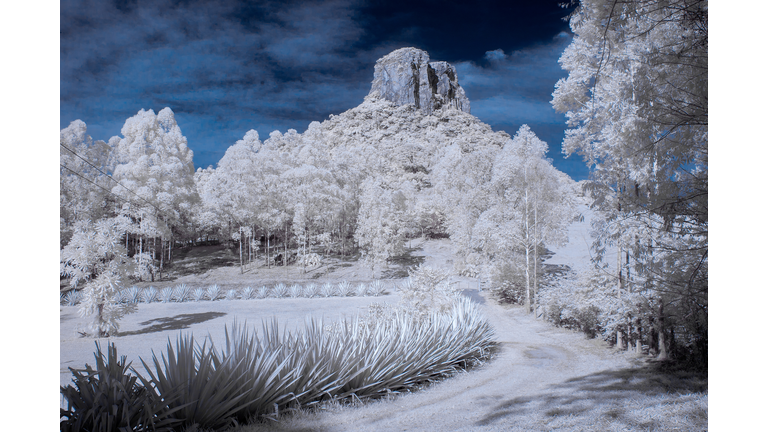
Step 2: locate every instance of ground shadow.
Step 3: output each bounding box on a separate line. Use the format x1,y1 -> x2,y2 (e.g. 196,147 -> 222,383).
476,360 -> 707,429
118,312 -> 227,336
383,247 -> 426,279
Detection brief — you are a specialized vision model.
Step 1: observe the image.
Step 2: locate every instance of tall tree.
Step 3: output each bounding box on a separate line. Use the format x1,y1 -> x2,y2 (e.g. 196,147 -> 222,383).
552,0 -> 707,361
60,120 -> 113,246
110,108 -> 198,278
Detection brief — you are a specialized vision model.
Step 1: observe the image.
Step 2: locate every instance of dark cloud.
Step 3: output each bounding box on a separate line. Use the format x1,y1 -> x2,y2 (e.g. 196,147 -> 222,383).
60,0 -> 586,179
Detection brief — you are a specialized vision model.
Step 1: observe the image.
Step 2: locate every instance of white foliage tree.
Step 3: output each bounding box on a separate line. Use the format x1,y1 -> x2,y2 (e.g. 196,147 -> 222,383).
110,107 -> 198,279
60,120 -> 113,246
551,0 -> 707,360
60,218 -> 137,337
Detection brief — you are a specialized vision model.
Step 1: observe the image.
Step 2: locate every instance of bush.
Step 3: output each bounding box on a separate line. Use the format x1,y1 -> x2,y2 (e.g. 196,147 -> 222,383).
74,299 -> 497,429
399,265 -> 459,317
60,342 -> 182,432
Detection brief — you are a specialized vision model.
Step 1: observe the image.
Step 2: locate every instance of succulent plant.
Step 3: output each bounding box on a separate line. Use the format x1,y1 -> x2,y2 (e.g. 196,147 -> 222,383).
142,286 -> 159,304
321,282 -> 335,298
355,283 -> 368,297
122,287 -> 141,304
192,287 -> 206,302
225,289 -> 238,300
64,290 -> 82,306
305,283 -> 319,298
289,284 -> 303,298
242,286 -> 255,300
206,284 -> 222,301
60,342 -> 182,432
256,286 -> 270,299
273,283 -> 288,298
160,287 -> 174,303
369,279 -> 386,296
172,284 -> 190,302
337,281 -> 352,297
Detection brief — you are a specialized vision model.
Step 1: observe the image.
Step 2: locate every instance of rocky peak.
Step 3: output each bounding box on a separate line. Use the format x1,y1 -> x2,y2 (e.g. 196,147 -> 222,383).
368,47 -> 470,115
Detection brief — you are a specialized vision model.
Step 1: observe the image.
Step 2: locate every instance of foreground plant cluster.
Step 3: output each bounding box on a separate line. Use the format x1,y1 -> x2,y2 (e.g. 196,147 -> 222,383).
61,297 -> 496,432
61,280 -> 389,307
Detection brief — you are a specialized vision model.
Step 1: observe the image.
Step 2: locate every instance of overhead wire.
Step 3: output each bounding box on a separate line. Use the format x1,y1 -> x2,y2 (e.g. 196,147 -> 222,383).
60,142 -> 176,224
59,141 -> 166,217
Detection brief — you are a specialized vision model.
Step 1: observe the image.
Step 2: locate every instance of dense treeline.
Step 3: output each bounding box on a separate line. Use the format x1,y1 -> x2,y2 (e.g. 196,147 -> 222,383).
545,0 -> 707,367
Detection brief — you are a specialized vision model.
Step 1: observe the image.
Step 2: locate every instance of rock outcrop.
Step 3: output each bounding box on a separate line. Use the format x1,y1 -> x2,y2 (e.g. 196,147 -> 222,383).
368,48 -> 470,115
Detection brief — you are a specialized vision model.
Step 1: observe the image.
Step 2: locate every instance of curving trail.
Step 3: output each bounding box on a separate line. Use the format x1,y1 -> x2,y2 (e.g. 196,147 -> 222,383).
241,291 -> 643,432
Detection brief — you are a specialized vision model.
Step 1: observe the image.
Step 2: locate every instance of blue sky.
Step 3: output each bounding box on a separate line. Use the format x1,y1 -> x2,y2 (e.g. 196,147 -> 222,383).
60,0 -> 586,179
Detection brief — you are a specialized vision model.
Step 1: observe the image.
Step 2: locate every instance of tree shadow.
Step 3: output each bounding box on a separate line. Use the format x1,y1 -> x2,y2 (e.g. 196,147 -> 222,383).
383,247 -> 426,279
118,312 -> 227,336
475,360 -> 707,429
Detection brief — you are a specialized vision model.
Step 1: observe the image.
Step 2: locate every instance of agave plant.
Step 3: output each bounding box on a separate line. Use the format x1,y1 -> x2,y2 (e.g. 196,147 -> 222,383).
355,283 -> 368,297
192,287 -> 206,302
241,286 -> 255,300
256,286 -> 270,299
80,298 -> 496,428
122,286 -> 141,304
207,284 -> 222,301
289,284 -> 303,298
142,286 -> 159,304
173,284 -> 191,302
160,287 -> 174,303
61,342 -> 183,432
64,290 -> 82,306
139,333 -> 255,431
305,283 -> 319,298
321,282 -> 335,298
369,279 -> 386,296
337,281 -> 352,297
225,289 -> 239,301
273,283 -> 288,298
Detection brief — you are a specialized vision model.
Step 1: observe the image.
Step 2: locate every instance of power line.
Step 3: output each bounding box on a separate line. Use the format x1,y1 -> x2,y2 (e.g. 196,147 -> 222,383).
59,141 -> 165,216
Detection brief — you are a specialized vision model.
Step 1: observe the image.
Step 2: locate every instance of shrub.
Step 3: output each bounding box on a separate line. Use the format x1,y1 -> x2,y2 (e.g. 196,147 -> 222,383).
172,284 -> 190,302
60,342 -> 182,432
289,284 -> 303,298
79,299 -> 497,428
321,282 -> 335,298
273,283 -> 288,298
159,287 -> 174,303
207,284 -> 222,301
139,334 -> 255,431
305,283 -> 319,298
192,287 -> 206,302
399,265 -> 459,317
369,279 -> 386,296
142,286 -> 159,304
337,281 -> 352,297
64,290 -> 82,307
121,287 -> 141,304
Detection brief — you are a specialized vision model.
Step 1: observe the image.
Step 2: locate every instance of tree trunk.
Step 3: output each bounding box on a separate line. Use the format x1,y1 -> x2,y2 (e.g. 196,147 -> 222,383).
533,202 -> 539,318
656,301 -> 668,360
239,229 -> 244,274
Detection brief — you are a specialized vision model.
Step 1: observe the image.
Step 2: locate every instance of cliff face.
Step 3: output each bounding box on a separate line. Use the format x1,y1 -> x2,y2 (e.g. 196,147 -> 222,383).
368,48 -> 470,115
